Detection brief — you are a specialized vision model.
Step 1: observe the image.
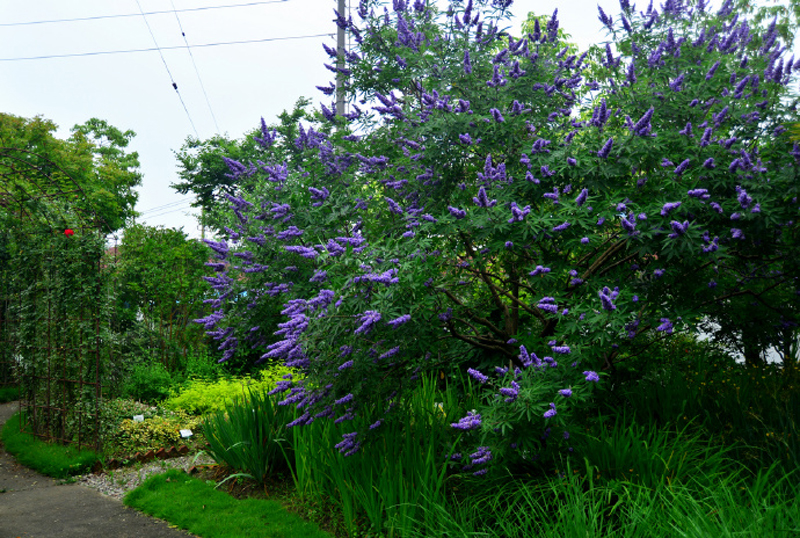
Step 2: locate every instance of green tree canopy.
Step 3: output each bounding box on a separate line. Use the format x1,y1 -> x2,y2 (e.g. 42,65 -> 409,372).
0,113 -> 141,233
172,98 -> 315,237
113,223 -> 213,369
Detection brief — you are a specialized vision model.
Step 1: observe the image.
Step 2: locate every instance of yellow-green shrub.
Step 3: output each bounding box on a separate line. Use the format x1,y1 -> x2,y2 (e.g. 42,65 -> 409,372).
162,365 -> 299,416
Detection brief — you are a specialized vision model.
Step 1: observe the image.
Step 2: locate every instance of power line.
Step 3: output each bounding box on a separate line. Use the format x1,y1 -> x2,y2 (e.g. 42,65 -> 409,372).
141,205 -> 197,220
138,199 -> 194,215
0,34 -> 333,62
0,1 -> 290,27
136,0 -> 200,138
170,0 -> 221,133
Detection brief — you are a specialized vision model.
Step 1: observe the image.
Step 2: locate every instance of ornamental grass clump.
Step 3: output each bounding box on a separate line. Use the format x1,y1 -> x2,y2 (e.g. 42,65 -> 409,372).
202,388 -> 295,484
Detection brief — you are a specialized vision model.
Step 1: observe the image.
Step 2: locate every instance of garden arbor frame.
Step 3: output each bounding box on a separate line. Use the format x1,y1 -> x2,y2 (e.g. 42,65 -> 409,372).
0,147 -> 110,450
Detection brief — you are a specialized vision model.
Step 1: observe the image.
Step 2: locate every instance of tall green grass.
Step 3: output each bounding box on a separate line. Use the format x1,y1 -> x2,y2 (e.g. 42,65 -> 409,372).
202,388 -> 295,483
286,374 -> 472,537
574,415 -> 735,489
604,335 -> 800,468
399,426 -> 800,538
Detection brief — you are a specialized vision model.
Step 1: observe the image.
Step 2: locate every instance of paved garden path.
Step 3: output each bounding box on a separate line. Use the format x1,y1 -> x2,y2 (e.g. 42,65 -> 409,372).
0,401 -> 196,538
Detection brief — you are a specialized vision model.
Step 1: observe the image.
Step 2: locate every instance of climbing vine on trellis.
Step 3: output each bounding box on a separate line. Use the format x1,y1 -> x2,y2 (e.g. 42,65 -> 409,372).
0,181 -> 112,451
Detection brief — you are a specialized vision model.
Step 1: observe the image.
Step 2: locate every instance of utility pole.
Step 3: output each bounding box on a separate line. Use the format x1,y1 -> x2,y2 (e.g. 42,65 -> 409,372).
336,0 -> 347,116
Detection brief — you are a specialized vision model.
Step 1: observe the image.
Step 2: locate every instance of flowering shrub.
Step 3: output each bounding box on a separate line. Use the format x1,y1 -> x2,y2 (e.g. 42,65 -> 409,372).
196,0 -> 800,472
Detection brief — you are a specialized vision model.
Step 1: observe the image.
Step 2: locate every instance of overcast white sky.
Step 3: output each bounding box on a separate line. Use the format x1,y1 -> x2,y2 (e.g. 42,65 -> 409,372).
1,0 -> 781,240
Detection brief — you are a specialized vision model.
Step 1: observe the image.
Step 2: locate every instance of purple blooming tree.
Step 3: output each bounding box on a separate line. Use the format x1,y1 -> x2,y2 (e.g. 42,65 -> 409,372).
192,0 -> 800,472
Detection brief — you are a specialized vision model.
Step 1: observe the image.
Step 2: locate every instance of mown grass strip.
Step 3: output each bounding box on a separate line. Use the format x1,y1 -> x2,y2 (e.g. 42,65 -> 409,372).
1,412 -> 100,478
124,469 -> 332,538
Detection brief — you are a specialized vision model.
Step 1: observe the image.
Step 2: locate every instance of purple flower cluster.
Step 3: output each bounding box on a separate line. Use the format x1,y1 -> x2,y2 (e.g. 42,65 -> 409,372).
508,202 -> 531,223
654,317 -> 675,334
451,411 -> 482,430
529,265 -> 551,277
597,137 -> 614,159
354,310 -> 382,335
473,186 -> 498,208
537,296 -> 559,314
583,371 -> 600,382
598,286 -> 619,311
499,381 -> 519,403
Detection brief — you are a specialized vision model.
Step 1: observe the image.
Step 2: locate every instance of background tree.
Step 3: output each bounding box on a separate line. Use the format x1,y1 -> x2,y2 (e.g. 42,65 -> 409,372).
172,98 -> 316,237
0,113 -> 141,233
113,224 -> 214,372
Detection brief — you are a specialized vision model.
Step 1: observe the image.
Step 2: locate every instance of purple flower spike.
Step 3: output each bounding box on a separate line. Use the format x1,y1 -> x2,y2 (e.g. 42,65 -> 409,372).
499,381 -> 520,403
385,197 -> 404,215
467,368 -> 489,384
387,314 -> 411,328
354,310 -> 382,335
661,202 -> 682,216
598,287 -> 616,311
334,393 -> 354,405
705,60 -> 721,80
448,206 -> 467,219
621,214 -> 637,233
543,402 -> 557,419
656,318 -> 674,334
674,159 -> 691,175
632,107 -> 654,135
597,137 -> 614,159
575,188 -> 588,207
473,186 -> 498,208
508,202 -> 531,223
537,297 -> 560,313
559,388 -> 573,397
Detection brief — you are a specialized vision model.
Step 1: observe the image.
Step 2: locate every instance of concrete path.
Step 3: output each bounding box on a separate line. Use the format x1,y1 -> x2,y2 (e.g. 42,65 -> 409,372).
0,401 -> 196,538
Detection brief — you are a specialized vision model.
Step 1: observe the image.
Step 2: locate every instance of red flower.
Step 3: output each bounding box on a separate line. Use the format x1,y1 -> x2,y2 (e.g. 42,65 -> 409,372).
64,229 -> 74,237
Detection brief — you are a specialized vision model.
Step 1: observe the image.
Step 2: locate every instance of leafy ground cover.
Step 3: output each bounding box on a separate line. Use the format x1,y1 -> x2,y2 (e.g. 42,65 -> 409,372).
1,412 -> 100,479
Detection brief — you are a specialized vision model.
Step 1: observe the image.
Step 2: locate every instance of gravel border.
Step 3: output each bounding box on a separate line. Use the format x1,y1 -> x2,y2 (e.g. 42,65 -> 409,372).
76,453 -> 216,500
